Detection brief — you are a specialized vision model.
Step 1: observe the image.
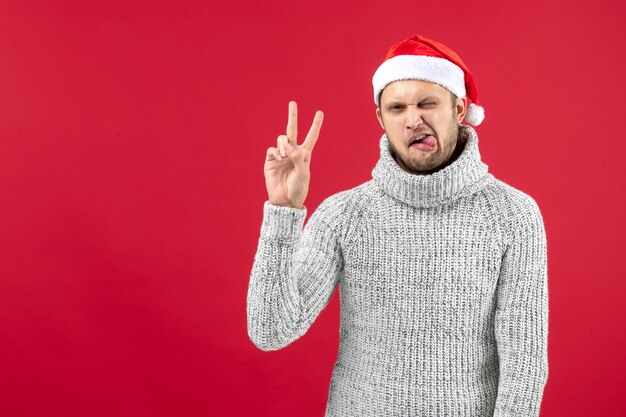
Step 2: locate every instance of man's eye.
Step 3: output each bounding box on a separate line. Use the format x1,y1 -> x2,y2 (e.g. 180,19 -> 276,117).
421,102 -> 436,108
389,105 -> 405,111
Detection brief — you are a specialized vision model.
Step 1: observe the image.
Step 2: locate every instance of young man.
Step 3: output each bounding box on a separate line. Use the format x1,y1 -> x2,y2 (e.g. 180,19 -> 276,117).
247,34 -> 549,417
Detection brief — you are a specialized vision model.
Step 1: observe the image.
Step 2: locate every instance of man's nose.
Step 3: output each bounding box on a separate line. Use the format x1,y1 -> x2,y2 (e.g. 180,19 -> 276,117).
405,105 -> 423,129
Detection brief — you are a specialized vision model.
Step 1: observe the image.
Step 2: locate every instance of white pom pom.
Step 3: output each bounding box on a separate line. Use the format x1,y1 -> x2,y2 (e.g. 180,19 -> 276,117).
465,103 -> 485,126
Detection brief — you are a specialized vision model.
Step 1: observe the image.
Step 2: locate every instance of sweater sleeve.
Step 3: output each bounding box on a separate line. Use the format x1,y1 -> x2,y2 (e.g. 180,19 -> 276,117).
246,198 -> 344,351
493,199 -> 549,417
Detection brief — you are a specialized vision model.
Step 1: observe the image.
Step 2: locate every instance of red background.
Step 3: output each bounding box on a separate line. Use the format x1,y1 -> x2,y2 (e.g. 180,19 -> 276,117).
1,0 -> 625,416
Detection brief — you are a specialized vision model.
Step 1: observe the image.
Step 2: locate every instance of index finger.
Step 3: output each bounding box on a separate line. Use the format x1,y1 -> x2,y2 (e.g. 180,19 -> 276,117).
302,110 -> 324,150
286,101 -> 298,144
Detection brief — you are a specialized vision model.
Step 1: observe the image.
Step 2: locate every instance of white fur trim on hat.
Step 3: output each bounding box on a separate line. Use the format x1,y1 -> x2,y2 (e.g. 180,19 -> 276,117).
465,103 -> 485,126
372,55 -> 466,105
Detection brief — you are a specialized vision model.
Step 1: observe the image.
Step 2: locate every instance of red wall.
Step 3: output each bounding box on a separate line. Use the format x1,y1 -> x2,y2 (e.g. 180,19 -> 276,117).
1,0 -> 625,416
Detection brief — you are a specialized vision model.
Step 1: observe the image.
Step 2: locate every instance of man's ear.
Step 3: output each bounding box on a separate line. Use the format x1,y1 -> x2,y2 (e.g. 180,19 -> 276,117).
376,107 -> 385,130
456,96 -> 468,123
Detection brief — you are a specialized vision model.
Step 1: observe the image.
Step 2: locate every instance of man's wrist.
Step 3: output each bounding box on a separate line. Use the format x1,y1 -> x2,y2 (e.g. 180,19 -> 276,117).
261,201 -> 307,241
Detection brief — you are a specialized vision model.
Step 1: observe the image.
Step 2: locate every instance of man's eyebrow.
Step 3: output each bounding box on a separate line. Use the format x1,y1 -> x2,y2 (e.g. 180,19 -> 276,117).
385,95 -> 441,103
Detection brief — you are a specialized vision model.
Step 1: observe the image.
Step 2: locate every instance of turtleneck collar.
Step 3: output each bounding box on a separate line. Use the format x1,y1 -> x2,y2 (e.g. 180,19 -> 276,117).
371,125 -> 491,208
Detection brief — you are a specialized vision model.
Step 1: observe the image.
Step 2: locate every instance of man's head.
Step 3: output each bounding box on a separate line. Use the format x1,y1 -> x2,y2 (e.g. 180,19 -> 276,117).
376,79 -> 467,175
372,34 -> 484,174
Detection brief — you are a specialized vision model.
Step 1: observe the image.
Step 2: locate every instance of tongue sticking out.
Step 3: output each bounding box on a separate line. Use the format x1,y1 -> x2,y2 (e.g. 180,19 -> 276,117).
410,135 -> 437,151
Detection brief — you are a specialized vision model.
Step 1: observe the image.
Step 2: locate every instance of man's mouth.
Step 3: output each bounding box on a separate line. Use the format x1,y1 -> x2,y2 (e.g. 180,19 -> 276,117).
409,134 -> 437,150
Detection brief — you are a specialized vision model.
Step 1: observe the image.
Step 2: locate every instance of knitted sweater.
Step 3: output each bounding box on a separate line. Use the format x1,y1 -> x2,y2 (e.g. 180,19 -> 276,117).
247,125 -> 549,417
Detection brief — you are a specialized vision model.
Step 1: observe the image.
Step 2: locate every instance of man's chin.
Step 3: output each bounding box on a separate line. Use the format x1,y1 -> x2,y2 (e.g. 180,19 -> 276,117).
400,157 -> 442,175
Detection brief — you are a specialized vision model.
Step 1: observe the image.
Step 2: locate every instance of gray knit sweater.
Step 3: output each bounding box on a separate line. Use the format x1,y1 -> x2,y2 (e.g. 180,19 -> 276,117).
247,125 -> 548,417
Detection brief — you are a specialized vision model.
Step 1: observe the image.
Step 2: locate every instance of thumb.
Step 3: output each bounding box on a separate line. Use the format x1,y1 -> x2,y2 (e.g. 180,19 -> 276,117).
285,142 -> 307,169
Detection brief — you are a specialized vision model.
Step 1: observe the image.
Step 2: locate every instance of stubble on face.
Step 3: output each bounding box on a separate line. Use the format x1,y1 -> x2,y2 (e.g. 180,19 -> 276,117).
388,114 -> 463,175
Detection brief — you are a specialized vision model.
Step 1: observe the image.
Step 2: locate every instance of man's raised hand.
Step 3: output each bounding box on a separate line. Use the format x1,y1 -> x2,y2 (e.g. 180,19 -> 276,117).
264,101 -> 324,209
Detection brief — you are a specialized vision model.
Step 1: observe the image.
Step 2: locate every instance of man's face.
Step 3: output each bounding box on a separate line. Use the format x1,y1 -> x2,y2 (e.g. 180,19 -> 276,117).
376,79 -> 468,175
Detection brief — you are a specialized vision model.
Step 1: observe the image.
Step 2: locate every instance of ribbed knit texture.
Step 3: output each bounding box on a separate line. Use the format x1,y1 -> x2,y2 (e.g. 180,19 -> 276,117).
247,125 -> 549,417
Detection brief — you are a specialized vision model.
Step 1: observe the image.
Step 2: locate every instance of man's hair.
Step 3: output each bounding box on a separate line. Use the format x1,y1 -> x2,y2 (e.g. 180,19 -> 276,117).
450,91 -> 457,111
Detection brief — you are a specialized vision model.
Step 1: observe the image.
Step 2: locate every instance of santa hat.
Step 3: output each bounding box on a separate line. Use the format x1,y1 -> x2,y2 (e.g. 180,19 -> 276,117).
372,34 -> 485,126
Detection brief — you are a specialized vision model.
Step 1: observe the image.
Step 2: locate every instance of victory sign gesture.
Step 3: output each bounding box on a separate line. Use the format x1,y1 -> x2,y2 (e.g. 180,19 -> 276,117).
264,101 -> 324,209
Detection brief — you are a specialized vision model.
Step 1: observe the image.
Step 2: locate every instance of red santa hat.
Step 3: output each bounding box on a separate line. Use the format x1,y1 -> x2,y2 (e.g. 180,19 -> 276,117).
372,34 -> 485,126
